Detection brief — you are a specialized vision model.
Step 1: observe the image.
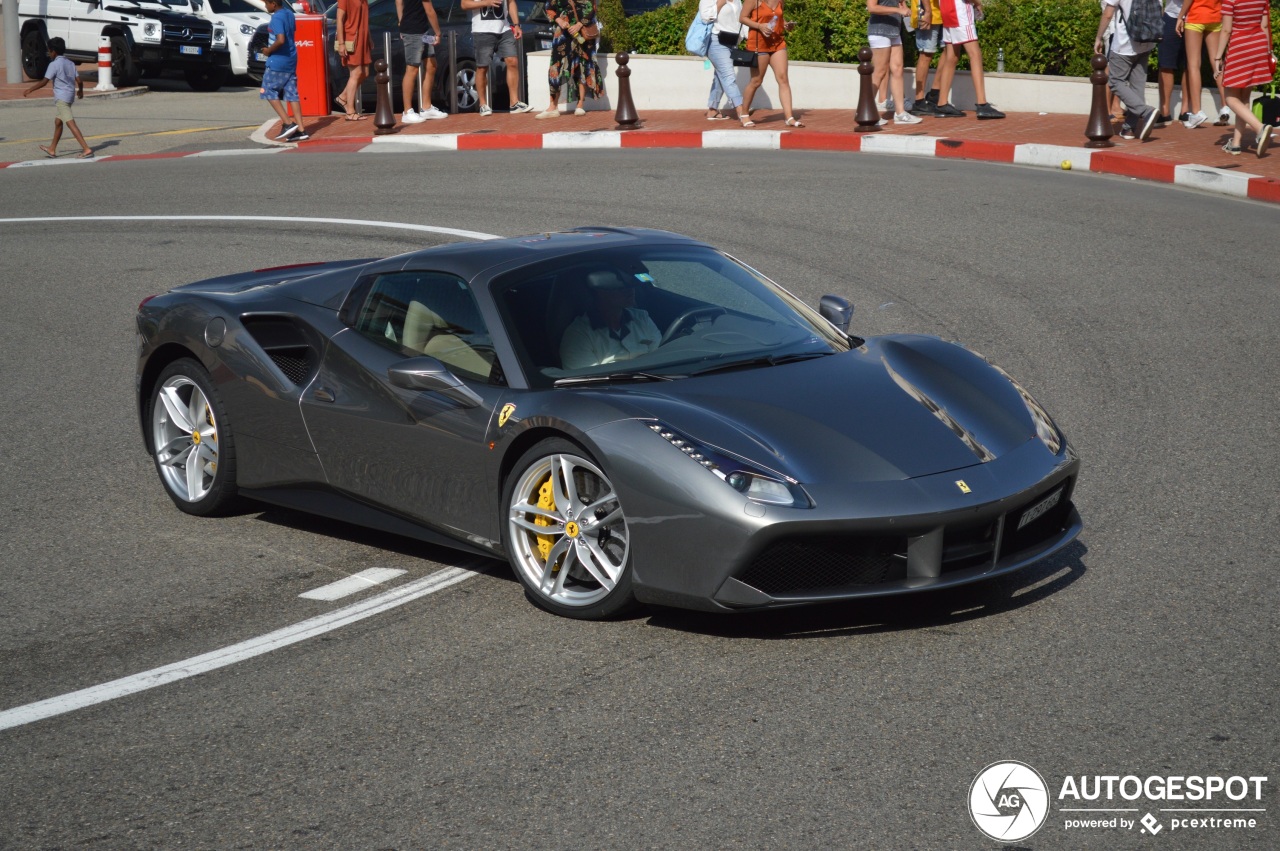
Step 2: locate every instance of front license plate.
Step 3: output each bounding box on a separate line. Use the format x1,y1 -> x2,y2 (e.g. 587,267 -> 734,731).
181,46 -> 202,55
1018,487 -> 1062,530
254,52 -> 266,62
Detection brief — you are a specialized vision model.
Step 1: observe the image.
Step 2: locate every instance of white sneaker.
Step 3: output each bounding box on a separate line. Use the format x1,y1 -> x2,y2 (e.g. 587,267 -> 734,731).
1215,105 -> 1232,126
509,101 -> 535,113
401,110 -> 426,124
479,104 -> 493,117
894,111 -> 922,125
1183,110 -> 1207,129
421,105 -> 447,120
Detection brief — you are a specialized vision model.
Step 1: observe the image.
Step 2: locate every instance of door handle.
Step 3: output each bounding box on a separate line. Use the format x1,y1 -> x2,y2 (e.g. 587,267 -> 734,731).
313,387 -> 336,403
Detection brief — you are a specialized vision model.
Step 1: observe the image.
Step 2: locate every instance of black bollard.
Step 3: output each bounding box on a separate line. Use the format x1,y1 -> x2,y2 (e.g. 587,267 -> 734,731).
1084,53 -> 1114,148
374,58 -> 396,133
614,52 -> 639,128
854,46 -> 880,132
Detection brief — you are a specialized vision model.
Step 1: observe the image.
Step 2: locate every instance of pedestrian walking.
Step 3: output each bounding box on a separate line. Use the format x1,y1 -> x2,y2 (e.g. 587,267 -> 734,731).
537,0 -> 604,118
258,0 -> 308,141
336,0 -> 372,119
23,37 -> 94,159
1094,0 -> 1159,141
1213,0 -> 1275,156
739,0 -> 803,126
698,0 -> 750,126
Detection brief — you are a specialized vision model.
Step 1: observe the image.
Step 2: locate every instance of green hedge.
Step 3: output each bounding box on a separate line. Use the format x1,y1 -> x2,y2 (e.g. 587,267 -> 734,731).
603,0 -> 1280,80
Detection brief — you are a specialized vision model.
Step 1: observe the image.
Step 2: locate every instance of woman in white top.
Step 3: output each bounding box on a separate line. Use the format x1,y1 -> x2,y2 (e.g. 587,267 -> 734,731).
700,0 -> 751,127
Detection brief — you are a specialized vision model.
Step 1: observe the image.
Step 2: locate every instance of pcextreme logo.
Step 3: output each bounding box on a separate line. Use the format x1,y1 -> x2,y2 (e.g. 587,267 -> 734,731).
969,763 -> 1270,841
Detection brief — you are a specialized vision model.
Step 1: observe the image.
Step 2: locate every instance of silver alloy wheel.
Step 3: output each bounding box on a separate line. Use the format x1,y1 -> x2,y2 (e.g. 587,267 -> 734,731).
508,452 -> 629,609
152,375 -> 220,503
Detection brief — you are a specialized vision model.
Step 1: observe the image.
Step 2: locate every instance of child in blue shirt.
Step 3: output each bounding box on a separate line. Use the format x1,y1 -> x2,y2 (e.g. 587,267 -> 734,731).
260,0 -> 309,141
23,37 -> 94,159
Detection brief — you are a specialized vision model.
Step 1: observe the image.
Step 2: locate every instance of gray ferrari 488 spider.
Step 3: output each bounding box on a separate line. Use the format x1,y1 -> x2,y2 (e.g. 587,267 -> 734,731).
136,227 -> 1081,619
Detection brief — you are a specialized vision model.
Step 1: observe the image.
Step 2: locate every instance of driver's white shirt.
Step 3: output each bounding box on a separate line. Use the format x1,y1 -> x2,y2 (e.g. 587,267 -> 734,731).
560,308 -> 661,370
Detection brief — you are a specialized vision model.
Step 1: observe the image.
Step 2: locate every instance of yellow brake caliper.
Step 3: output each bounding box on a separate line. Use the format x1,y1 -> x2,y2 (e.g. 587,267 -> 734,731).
533,474 -> 559,572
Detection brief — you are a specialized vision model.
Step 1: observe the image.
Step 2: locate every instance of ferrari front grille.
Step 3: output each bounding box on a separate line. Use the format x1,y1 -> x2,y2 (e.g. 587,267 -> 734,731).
738,537 -> 907,596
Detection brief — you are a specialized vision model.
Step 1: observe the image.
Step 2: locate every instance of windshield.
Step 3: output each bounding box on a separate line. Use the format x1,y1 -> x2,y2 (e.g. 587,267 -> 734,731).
207,0 -> 262,13
494,245 -> 852,389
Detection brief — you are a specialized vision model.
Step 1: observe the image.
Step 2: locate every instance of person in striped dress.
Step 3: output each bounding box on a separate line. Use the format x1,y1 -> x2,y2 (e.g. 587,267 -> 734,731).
1212,0 -> 1276,156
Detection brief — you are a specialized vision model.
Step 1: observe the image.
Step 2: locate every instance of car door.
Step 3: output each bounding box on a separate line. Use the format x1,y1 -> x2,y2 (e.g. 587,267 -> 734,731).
300,269 -> 508,543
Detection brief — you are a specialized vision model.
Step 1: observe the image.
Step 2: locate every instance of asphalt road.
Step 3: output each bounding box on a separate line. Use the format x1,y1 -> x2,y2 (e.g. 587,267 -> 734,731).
0,150 -> 1277,850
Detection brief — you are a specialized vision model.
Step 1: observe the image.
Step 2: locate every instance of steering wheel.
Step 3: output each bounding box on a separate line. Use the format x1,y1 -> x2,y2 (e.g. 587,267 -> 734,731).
660,307 -> 726,346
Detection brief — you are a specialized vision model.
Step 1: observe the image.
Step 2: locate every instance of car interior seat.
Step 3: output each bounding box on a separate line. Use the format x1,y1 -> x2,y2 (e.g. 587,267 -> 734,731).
402,299 -> 492,378
544,271 -> 590,369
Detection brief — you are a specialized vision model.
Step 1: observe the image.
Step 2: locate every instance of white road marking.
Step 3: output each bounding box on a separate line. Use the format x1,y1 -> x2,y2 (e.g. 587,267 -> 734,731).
0,214 -> 504,733
299,567 -> 408,601
0,215 -> 500,242
0,565 -> 485,733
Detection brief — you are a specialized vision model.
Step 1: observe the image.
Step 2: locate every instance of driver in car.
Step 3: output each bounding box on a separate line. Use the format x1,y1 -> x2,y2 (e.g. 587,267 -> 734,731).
560,269 -> 661,369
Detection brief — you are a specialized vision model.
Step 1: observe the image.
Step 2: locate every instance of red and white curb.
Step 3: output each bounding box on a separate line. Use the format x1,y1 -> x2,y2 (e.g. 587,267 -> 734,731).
4,126 -> 1277,205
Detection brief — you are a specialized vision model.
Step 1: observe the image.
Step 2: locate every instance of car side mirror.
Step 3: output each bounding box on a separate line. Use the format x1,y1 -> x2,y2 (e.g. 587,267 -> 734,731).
388,356 -> 483,407
818,295 -> 854,333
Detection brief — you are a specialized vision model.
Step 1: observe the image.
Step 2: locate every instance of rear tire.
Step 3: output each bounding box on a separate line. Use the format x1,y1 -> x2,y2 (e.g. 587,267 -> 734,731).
22,29 -> 49,80
149,359 -> 240,516
502,438 -> 637,620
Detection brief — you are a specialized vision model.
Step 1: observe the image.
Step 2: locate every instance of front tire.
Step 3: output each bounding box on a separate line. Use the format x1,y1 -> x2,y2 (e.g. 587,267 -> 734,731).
110,36 -> 139,87
503,438 -> 637,619
149,359 -> 239,516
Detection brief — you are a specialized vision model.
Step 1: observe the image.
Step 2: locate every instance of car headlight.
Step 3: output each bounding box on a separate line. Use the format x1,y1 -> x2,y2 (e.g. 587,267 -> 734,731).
213,26 -> 227,47
646,421 -> 812,508
141,22 -> 162,42
240,24 -> 256,35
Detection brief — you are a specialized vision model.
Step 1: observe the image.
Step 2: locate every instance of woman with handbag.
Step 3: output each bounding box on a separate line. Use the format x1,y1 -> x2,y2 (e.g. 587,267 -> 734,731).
536,0 -> 604,118
1212,0 -> 1276,156
700,0 -> 752,126
335,0 -> 372,120
738,0 -> 802,127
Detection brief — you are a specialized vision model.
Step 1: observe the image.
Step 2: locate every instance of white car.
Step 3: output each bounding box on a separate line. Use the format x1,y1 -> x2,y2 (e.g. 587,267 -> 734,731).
169,0 -> 274,78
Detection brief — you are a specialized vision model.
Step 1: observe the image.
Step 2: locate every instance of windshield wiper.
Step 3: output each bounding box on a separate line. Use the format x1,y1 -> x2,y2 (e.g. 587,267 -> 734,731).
554,371 -> 681,387
687,351 -> 831,377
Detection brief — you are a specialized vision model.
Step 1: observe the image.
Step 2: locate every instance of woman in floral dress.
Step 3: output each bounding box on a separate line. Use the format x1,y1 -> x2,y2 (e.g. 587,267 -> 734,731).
1213,0 -> 1275,156
536,0 -> 604,118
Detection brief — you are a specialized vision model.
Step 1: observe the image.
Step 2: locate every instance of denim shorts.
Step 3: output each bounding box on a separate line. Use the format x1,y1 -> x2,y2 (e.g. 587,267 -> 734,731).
403,34 -> 436,67
915,26 -> 942,54
474,30 -> 516,65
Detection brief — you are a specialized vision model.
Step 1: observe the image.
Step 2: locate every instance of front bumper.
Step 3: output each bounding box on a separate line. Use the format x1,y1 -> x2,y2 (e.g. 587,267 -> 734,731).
587,420 -> 1081,612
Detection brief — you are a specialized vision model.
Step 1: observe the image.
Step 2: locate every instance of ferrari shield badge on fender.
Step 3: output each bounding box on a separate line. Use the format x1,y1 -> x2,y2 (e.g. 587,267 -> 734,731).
956,480 -> 972,494
499,403 -> 517,428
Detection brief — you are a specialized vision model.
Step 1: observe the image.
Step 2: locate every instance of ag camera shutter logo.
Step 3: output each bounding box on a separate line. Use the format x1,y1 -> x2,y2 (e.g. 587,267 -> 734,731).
968,761 -> 1050,842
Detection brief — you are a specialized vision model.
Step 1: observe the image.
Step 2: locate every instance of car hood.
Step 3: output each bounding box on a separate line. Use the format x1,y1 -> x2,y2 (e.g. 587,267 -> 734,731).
602,335 -> 1045,483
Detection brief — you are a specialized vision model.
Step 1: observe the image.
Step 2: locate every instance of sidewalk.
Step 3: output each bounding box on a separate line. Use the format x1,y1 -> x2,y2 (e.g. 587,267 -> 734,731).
3,74 -> 1277,203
